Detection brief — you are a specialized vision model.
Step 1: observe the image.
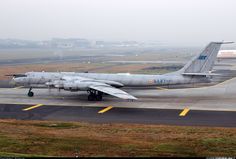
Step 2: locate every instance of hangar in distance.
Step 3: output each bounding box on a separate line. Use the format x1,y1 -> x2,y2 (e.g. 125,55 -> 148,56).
10,41 -> 233,101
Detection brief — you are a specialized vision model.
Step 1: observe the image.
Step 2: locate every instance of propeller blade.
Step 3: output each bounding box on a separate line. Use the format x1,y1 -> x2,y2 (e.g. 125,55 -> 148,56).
5,74 -> 26,77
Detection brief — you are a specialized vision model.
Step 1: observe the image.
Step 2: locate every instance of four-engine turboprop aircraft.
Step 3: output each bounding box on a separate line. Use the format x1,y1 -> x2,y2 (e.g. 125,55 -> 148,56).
10,41 -> 233,101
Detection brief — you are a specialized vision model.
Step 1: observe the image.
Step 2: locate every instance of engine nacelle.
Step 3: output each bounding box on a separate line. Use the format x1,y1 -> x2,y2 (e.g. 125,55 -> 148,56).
63,81 -> 92,91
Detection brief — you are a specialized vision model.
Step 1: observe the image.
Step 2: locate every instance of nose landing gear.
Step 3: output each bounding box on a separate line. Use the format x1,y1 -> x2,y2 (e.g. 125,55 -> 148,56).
28,87 -> 34,97
87,90 -> 103,101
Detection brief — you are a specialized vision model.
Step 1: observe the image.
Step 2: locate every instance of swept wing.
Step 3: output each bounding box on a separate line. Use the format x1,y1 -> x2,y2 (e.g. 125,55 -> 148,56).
47,76 -> 137,100
89,84 -> 137,100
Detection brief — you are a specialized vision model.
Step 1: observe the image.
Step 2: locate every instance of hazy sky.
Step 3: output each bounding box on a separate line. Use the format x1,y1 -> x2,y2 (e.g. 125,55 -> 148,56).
0,0 -> 236,45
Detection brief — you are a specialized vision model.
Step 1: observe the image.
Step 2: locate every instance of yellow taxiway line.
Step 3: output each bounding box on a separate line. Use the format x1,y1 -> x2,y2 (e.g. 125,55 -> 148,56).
179,108 -> 190,116
13,86 -> 24,89
22,104 -> 44,111
156,86 -> 168,90
98,106 -> 113,114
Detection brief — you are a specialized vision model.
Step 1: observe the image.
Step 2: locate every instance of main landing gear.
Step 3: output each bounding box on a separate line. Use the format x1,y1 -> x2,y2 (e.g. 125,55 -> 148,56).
87,89 -> 103,101
28,87 -> 34,97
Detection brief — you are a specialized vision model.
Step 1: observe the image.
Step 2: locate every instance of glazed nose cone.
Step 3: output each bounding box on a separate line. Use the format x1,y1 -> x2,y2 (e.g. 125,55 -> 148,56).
11,77 -> 24,85
9,79 -> 16,86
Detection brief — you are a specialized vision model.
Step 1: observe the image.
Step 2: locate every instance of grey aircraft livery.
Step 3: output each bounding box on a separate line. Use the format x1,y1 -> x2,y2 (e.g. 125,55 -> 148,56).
10,41 -> 233,101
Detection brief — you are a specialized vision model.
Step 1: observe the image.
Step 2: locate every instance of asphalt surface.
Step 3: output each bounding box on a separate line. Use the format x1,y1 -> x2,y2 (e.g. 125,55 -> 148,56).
0,104 -> 235,127
0,77 -> 236,128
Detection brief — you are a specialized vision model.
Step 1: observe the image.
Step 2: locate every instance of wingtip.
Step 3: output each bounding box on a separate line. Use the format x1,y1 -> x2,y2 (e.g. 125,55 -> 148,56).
128,96 -> 138,100
212,41 -> 234,44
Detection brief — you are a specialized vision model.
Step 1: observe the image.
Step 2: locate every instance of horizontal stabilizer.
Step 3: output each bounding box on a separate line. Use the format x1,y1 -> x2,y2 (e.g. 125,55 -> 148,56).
182,72 -> 220,76
212,41 -> 234,44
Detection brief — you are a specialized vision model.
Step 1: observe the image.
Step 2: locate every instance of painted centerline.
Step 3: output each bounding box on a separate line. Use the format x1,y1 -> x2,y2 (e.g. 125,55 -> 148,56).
179,108 -> 190,116
13,86 -> 24,89
22,104 -> 44,111
98,106 -> 113,114
156,86 -> 168,90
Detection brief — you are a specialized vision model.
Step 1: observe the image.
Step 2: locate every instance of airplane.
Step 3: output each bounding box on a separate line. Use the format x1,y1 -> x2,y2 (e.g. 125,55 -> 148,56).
10,41 -> 234,101
218,50 -> 236,58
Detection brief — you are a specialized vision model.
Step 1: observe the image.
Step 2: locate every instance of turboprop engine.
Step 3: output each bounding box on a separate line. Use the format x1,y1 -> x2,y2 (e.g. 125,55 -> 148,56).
63,81 -> 93,91
46,77 -> 124,92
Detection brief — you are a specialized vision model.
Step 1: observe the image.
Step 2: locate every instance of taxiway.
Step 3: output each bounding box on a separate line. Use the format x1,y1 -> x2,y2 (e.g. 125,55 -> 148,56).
0,104 -> 235,127
0,77 -> 235,127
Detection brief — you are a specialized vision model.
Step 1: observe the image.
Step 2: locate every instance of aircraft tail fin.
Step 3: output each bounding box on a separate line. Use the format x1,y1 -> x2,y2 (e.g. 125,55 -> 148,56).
179,41 -> 233,74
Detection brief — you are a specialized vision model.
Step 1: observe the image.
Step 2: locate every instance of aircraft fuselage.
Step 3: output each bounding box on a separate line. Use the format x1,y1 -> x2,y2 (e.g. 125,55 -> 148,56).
13,72 -> 211,88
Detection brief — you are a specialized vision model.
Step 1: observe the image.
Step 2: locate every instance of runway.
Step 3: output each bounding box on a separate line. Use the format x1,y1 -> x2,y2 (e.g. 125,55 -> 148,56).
0,104 -> 235,127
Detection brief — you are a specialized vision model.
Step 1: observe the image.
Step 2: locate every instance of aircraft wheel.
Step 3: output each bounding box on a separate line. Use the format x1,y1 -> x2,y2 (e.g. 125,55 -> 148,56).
28,91 -> 34,97
88,90 -> 103,101
96,94 -> 103,101
88,94 -> 93,101
88,94 -> 97,101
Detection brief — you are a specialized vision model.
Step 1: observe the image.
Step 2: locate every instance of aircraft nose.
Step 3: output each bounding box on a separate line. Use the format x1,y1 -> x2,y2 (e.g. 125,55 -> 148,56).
10,78 -> 16,86
12,77 -> 24,84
